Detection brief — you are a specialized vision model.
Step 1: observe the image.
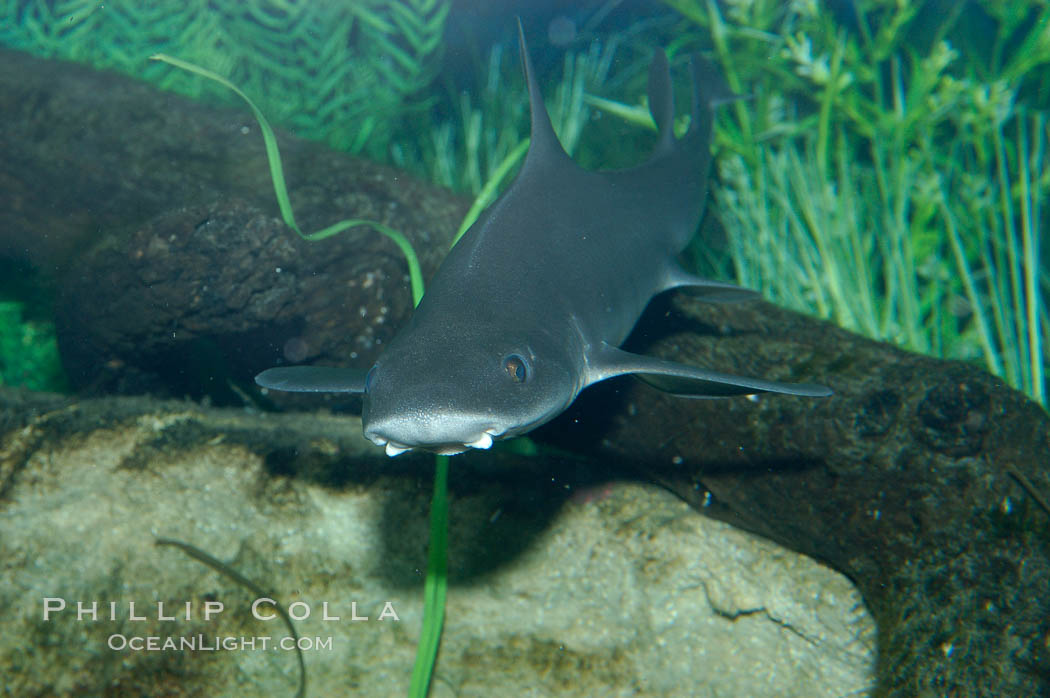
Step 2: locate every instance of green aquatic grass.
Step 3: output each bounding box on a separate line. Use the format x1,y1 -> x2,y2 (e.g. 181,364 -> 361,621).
394,37 -> 621,196
409,454 -> 448,697
0,300 -> 67,392
718,113 -> 1047,409
2,0 -> 449,160
151,53 -> 425,306
650,0 -> 1049,406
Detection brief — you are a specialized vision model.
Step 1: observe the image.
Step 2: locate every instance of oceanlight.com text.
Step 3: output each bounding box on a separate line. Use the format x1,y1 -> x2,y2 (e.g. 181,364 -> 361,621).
107,634 -> 333,652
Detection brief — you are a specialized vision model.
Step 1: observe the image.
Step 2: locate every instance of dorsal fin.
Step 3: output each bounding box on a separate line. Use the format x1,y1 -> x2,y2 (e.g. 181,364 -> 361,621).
516,19 -> 573,170
648,48 -> 675,154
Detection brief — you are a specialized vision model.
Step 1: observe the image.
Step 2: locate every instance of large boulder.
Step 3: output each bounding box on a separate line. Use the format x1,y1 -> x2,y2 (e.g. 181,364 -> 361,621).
0,388 -> 872,696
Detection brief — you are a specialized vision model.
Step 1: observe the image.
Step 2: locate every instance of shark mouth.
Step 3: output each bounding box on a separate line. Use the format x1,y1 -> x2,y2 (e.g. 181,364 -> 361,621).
369,429 -> 501,457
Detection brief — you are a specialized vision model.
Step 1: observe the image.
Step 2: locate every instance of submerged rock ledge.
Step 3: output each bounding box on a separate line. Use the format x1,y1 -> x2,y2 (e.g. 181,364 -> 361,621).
542,293 -> 1050,697
0,388 -> 872,696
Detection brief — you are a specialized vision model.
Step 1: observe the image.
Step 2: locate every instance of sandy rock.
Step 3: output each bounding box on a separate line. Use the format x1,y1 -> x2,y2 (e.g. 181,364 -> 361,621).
0,390 -> 873,696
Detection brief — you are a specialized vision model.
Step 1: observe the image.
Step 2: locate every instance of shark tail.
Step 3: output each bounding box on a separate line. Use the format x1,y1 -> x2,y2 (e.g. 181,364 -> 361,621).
685,54 -> 738,145
647,49 -> 676,154
648,50 -> 738,155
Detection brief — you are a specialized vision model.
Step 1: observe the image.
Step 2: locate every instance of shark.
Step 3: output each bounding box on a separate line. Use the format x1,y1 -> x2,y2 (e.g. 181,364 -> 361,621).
256,25 -> 832,457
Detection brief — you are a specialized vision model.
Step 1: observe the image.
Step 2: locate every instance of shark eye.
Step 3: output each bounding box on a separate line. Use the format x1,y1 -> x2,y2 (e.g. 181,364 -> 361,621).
364,366 -> 377,393
502,354 -> 530,383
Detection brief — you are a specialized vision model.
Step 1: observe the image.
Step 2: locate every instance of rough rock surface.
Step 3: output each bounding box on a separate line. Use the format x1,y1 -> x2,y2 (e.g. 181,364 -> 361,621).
540,294 -> 1050,697
0,389 -> 873,696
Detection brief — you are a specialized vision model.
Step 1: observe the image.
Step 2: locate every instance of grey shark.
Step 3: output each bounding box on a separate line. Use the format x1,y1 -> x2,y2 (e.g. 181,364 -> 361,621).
256,26 -> 831,456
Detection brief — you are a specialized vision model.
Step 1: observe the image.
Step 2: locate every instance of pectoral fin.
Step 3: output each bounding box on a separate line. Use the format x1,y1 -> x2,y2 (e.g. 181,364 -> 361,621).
586,344 -> 832,398
255,366 -> 367,393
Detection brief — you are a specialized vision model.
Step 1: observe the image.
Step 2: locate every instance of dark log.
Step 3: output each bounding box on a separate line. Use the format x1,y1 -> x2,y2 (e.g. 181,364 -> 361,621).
0,47 -> 463,400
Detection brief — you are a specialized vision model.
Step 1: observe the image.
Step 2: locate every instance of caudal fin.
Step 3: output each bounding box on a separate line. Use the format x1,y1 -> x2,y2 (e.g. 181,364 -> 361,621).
685,54 -> 739,145
648,50 -> 738,152
647,49 -> 676,153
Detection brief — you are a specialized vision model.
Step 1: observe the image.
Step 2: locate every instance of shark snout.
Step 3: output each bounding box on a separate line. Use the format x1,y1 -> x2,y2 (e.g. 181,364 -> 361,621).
363,417 -> 504,457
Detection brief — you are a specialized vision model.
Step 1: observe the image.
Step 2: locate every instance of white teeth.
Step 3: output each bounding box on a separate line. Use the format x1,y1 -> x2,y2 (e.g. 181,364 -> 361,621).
374,429 -> 500,456
466,432 -> 493,450
385,442 -> 412,457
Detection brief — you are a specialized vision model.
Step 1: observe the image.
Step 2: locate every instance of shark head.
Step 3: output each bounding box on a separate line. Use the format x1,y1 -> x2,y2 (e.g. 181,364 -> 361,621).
359,322 -> 581,456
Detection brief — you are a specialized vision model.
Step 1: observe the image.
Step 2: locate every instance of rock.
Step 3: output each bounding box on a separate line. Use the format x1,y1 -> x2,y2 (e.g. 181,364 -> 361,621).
0,388 -> 872,696
539,293 -> 1050,697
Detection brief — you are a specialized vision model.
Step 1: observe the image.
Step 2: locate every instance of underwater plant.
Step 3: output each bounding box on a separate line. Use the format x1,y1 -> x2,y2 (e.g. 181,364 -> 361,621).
150,53 -> 426,304
0,299 -> 66,392
393,36 -> 621,197
0,0 -> 450,159
640,0 -> 1049,406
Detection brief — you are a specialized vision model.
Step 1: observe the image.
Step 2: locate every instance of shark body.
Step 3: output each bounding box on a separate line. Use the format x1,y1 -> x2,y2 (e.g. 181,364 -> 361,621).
256,26 -> 831,456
